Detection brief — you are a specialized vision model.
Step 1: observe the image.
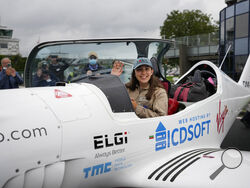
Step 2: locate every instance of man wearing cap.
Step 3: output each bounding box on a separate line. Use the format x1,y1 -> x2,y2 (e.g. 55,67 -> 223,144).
0,57 -> 23,89
48,55 -> 69,81
83,52 -> 103,75
112,57 -> 168,118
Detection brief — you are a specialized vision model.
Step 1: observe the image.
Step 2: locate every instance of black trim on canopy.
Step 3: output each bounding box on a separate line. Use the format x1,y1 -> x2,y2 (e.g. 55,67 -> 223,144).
78,74 -> 134,113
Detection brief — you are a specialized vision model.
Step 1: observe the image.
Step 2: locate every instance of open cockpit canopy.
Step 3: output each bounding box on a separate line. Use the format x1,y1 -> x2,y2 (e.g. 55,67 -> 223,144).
24,38 -> 174,87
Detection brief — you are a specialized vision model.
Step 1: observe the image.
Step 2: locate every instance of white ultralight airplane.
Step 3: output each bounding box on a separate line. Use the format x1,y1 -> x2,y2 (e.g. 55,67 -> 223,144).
1,38 -> 250,188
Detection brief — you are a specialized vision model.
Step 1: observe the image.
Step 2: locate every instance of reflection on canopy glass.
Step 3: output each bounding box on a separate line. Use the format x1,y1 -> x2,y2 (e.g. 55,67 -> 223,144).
27,40 -> 172,87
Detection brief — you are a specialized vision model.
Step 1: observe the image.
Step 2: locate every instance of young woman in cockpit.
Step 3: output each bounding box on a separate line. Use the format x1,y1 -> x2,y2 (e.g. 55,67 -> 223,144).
112,57 -> 168,118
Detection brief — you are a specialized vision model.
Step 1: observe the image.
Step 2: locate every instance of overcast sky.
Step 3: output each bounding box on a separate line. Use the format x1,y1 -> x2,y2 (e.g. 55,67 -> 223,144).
0,0 -> 226,56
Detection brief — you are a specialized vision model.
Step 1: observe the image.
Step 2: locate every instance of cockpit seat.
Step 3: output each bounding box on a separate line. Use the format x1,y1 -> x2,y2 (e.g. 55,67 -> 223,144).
150,57 -> 179,115
150,57 -> 171,95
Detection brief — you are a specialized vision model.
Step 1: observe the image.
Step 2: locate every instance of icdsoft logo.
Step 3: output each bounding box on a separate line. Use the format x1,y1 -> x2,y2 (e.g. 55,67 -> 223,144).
154,119 -> 211,151
155,122 -> 167,151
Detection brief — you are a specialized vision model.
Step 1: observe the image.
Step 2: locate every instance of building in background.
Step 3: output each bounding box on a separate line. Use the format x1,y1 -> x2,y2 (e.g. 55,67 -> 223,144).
219,0 -> 249,81
166,32 -> 219,75
166,0 -> 250,81
0,25 -> 19,55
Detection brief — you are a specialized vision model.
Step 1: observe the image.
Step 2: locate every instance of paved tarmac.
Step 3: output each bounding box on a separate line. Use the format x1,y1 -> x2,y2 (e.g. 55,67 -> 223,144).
221,119 -> 250,151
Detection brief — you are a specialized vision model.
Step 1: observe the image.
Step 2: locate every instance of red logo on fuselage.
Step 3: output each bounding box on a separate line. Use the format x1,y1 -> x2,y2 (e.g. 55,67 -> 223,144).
216,100 -> 228,134
55,89 -> 72,98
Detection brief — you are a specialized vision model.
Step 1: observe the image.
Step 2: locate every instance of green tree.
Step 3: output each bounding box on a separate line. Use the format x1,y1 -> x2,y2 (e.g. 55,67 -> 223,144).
160,9 -> 218,39
0,54 -> 26,72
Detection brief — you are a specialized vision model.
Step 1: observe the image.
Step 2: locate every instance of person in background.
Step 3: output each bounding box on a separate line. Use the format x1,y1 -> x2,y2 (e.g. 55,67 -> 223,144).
0,57 -> 23,89
48,55 -> 69,81
83,52 -> 103,75
32,61 -> 59,87
112,57 -> 168,118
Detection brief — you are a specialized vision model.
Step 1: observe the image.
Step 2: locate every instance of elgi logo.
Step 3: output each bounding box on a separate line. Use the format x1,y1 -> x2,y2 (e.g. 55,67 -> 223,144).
94,132 -> 128,149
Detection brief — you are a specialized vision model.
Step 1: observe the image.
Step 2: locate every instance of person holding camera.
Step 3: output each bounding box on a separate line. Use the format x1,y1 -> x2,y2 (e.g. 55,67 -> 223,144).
32,61 -> 59,87
0,57 -> 23,89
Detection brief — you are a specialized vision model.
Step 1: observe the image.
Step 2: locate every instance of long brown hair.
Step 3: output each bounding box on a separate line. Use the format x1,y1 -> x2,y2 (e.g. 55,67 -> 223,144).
125,69 -> 165,100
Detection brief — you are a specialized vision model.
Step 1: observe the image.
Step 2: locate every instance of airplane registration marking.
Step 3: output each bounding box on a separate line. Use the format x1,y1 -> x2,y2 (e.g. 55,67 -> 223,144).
243,81 -> 250,88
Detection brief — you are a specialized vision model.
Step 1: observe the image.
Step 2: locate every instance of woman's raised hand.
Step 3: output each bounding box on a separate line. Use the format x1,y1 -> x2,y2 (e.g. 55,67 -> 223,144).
111,61 -> 124,76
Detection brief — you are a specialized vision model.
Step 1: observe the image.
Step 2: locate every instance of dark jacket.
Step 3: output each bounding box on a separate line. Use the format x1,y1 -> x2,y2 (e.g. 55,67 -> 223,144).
49,63 -> 69,81
83,63 -> 103,74
0,70 -> 23,89
32,73 -> 58,87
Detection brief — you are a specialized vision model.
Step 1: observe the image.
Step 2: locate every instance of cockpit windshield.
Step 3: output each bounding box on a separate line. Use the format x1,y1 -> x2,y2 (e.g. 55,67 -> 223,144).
25,39 -> 173,87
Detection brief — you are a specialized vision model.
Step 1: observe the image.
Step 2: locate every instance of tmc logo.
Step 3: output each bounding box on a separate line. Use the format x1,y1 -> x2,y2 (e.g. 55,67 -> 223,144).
83,162 -> 112,178
94,132 -> 128,149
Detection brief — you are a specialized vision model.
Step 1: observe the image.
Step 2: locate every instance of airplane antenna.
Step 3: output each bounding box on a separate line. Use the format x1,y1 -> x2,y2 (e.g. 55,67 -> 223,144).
219,44 -> 231,70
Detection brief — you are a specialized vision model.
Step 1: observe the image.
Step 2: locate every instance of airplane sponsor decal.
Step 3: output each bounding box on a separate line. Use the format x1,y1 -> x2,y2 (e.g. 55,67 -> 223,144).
83,162 -> 112,178
83,157 -> 132,179
0,127 -> 48,143
152,113 -> 211,151
148,148 -> 220,182
203,154 -> 215,159
149,135 -> 154,139
155,122 -> 167,151
54,89 -> 72,98
95,148 -> 125,159
113,157 -> 132,171
94,132 -> 128,149
216,100 -> 228,134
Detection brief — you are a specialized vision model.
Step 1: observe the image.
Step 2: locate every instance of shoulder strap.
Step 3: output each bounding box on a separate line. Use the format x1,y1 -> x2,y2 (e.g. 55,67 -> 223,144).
174,86 -> 185,101
181,87 -> 190,102
174,82 -> 195,101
